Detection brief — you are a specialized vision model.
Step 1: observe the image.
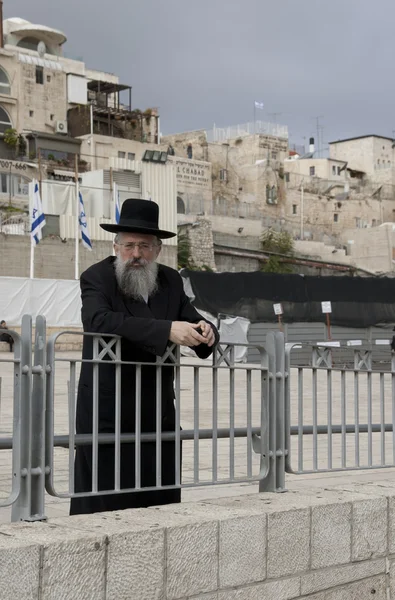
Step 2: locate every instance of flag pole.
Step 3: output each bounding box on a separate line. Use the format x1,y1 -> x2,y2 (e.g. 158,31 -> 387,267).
74,155 -> 79,280
111,170 -> 116,257
29,180 -> 35,279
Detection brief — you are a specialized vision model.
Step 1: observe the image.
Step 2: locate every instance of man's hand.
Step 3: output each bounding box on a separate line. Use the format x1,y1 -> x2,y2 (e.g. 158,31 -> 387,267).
196,320 -> 216,347
169,321 -> 207,347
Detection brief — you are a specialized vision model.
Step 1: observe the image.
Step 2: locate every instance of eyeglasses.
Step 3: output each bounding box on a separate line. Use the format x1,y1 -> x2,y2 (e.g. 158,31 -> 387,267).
116,242 -> 159,252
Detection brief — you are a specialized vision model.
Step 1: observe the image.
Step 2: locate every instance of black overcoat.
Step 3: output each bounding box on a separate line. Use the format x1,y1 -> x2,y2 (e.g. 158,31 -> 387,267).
70,257 -> 218,515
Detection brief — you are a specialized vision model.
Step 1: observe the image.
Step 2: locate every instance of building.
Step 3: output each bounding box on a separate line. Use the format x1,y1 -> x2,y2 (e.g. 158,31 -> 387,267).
0,16 -> 160,204
162,123 -> 289,223
0,15 -> 180,274
329,135 -> 395,184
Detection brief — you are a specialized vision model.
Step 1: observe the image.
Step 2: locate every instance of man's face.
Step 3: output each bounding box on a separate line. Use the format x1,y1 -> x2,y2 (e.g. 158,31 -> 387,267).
114,232 -> 161,267
1,321 -> 6,328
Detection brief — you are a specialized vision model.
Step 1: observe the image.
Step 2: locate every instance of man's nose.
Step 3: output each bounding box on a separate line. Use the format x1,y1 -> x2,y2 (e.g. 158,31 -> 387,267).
131,245 -> 142,258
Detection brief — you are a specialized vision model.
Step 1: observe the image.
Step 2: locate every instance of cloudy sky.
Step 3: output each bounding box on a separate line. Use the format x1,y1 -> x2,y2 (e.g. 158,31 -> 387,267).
7,0 -> 395,151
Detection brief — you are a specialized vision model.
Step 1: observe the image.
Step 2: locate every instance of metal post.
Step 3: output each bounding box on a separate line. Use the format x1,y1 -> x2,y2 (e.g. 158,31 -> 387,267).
11,315 -> 33,521
259,331 -> 286,492
29,316 -> 47,520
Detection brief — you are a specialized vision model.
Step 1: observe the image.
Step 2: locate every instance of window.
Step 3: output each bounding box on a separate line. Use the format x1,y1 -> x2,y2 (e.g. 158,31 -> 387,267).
285,172 -> 290,183
292,204 -> 297,215
355,217 -> 361,228
334,213 -> 339,223
50,114 -> 54,121
337,166 -> 341,175
0,106 -> 12,134
219,168 -> 228,182
372,219 -> 377,227
47,75 -> 51,83
271,152 -> 277,160
0,67 -> 11,95
118,151 -> 126,159
177,196 -> 186,214
35,66 -> 44,85
332,165 -> 336,175
0,173 -> 7,193
128,152 -> 135,161
17,37 -> 39,52
29,110 -> 34,117
309,166 -> 315,176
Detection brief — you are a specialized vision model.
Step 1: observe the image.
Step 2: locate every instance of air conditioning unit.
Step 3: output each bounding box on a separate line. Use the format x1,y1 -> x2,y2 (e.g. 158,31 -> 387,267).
56,120 -> 68,135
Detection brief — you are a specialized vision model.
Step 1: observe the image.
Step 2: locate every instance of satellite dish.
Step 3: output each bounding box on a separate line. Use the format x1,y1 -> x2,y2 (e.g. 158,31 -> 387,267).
37,41 -> 46,57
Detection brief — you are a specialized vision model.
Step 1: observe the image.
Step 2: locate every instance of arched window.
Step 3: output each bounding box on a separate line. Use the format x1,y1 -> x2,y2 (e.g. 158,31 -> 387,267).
0,67 -> 11,95
0,106 -> 12,134
177,196 -> 186,214
16,37 -> 39,51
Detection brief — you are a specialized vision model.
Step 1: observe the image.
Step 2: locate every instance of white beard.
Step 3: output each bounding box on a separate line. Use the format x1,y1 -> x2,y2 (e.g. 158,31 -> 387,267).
114,256 -> 159,301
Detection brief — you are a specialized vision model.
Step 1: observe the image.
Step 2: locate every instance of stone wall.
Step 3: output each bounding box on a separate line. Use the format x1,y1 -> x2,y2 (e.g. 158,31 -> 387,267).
0,235 -> 177,279
2,485 -> 395,599
180,219 -> 216,270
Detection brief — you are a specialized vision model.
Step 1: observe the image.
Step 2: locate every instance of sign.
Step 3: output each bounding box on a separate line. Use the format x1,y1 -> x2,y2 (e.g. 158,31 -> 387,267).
0,159 -> 30,171
321,301 -> 332,314
273,303 -> 283,315
173,159 -> 211,189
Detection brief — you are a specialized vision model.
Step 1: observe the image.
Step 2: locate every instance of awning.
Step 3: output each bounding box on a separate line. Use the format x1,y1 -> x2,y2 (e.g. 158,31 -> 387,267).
49,169 -> 76,178
18,53 -> 63,71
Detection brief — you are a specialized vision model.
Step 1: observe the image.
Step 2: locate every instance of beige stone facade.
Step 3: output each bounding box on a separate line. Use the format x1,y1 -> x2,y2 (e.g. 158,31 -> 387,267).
329,135 -> 395,183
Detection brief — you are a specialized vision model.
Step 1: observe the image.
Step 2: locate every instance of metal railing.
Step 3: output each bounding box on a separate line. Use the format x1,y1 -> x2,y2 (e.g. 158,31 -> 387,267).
285,340 -> 395,475
0,315 -> 284,522
2,317 -> 395,523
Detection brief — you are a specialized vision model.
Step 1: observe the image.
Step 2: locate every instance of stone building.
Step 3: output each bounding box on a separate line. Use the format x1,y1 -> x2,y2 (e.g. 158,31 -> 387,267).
162,125 -> 288,222
329,135 -> 395,184
0,16 -> 159,206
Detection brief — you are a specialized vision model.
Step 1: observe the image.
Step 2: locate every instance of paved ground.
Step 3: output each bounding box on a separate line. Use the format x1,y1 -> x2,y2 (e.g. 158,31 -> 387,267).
1,349 -> 395,523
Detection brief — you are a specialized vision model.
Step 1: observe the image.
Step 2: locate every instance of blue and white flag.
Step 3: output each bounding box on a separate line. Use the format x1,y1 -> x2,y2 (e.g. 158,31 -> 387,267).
114,185 -> 121,223
31,180 -> 46,245
79,192 -> 92,251
254,101 -> 264,110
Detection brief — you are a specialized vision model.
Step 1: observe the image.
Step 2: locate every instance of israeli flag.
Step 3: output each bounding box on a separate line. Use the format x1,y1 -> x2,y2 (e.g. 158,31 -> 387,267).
31,181 -> 46,245
79,192 -> 92,251
115,185 -> 121,223
255,101 -> 264,110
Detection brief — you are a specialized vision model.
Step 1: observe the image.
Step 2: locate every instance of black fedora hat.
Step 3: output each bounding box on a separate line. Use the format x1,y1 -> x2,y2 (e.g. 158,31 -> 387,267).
100,198 -> 176,239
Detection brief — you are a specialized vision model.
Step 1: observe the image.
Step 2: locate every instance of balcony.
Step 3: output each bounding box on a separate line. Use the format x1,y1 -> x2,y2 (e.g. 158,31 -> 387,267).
68,80 -> 159,144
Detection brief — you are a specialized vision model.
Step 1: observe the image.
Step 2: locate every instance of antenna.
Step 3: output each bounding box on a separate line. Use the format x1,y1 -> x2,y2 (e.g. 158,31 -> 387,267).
314,116 -> 324,157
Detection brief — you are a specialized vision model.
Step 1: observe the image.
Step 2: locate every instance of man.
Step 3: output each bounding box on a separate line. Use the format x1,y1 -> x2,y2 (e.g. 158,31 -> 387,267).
0,320 -> 13,352
70,198 -> 219,515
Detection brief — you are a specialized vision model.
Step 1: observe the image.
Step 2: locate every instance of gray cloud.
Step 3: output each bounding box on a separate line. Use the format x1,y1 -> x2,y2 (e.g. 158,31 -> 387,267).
7,0 -> 395,148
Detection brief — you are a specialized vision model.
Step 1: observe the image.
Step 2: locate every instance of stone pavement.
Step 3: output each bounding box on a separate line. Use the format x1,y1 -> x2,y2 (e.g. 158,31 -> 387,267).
0,350 -> 395,523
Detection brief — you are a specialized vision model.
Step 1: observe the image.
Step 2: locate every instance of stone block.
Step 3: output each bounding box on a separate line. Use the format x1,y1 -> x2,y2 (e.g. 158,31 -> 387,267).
299,574 -> 386,600
388,497 -> 395,554
217,576 -> 300,600
40,534 -> 106,600
388,560 -> 395,600
311,502 -> 351,569
0,538 -> 41,600
0,522 -> 106,600
166,521 -> 218,599
352,498 -> 387,561
301,558 -> 386,595
106,528 -> 165,600
219,514 -> 266,588
267,508 -> 310,578
188,595 -> 218,600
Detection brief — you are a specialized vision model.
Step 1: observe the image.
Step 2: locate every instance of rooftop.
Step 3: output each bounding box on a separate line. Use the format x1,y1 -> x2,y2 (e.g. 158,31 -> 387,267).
329,134 -> 394,145
4,17 -> 67,46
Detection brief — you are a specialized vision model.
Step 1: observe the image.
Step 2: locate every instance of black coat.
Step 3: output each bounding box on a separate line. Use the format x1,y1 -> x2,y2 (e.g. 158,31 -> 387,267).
70,257 -> 219,515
